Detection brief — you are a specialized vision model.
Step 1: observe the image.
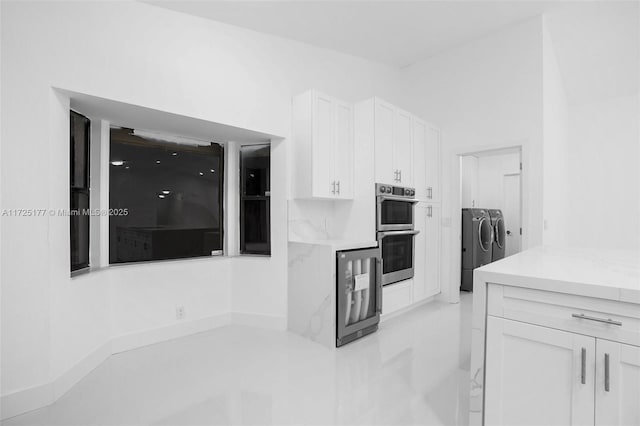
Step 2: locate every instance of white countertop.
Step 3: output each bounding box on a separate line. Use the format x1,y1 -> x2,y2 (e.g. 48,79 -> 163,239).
475,246 -> 640,303
288,239 -> 378,252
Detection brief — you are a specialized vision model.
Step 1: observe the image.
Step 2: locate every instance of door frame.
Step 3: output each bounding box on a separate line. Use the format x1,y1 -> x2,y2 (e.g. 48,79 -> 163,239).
444,142 -> 526,304
502,172 -> 522,256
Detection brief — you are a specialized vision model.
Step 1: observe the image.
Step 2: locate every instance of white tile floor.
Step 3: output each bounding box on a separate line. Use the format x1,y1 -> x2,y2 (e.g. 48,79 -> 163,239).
3,293 -> 472,426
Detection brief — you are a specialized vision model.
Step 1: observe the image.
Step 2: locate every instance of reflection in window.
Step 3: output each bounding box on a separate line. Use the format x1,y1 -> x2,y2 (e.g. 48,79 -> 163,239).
70,111 -> 90,271
240,144 -> 270,255
109,128 -> 223,264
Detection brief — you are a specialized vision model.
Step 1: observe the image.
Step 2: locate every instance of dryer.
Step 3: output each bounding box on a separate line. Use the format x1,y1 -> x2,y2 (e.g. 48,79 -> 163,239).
461,208 -> 493,292
489,209 -> 505,261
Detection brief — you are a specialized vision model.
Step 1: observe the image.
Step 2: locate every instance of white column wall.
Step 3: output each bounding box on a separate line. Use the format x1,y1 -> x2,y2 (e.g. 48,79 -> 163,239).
398,18 -> 545,303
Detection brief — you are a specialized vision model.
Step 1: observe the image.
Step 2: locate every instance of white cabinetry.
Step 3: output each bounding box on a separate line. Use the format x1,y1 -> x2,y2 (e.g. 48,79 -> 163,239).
485,284 -> 640,426
595,340 -> 640,426
413,119 -> 442,201
292,90 -> 353,199
485,317 -> 595,426
357,98 -> 415,186
395,108 -> 413,186
425,124 -> 441,202
413,203 -> 441,303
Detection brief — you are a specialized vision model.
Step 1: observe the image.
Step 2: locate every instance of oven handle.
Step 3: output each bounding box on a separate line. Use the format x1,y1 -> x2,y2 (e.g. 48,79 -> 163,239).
377,195 -> 419,204
378,230 -> 420,239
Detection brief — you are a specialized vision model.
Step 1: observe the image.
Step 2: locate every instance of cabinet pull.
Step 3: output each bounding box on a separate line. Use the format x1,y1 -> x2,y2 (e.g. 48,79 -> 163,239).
427,186 -> 433,199
331,181 -> 336,194
336,181 -> 341,195
581,347 -> 586,384
571,313 -> 622,326
399,169 -> 402,182
604,353 -> 610,392
394,170 -> 399,182
428,206 -> 433,218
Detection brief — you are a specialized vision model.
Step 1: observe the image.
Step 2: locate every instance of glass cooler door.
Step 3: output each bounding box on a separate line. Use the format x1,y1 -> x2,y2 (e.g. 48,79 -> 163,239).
336,247 -> 381,347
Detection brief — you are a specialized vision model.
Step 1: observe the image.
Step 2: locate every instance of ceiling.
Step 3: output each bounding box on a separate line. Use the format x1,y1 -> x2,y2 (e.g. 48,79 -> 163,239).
145,0 -> 554,68
145,1 -> 639,103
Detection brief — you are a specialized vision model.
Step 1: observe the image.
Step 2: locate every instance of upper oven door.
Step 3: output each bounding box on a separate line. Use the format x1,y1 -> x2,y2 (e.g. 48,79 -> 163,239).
377,196 -> 418,231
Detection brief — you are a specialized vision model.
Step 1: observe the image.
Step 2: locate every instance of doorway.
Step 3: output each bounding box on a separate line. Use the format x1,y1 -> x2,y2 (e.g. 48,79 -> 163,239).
458,147 -> 523,291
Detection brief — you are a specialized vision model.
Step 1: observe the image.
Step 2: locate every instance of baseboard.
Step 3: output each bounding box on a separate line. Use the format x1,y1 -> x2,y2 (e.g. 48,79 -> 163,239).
111,312 -> 232,354
380,295 -> 436,323
1,313 -> 232,421
52,340 -> 113,401
231,312 -> 287,331
0,382 -> 53,421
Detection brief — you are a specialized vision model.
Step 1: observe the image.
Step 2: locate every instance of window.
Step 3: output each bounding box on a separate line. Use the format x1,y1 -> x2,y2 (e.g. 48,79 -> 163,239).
70,111 -> 90,271
240,144 -> 270,255
109,128 -> 224,264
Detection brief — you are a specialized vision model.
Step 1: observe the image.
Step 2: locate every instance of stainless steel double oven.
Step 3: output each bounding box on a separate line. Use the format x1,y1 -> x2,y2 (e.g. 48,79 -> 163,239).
376,183 -> 419,286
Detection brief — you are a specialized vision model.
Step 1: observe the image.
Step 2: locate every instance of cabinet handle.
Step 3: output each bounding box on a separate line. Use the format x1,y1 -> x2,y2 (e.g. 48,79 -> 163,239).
331,181 -> 336,194
399,169 -> 402,182
571,313 -> 622,326
427,186 -> 433,199
394,170 -> 399,182
428,206 -> 433,218
581,347 -> 586,384
604,353 -> 610,392
336,181 -> 341,195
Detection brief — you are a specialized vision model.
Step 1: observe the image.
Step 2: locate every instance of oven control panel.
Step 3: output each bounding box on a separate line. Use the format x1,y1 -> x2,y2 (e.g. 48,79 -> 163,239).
376,183 -> 415,198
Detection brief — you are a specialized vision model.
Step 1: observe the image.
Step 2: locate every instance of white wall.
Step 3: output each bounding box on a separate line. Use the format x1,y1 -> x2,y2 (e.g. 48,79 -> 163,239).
476,153 -> 521,210
0,0 -> 402,408
566,93 -> 640,249
398,18 -> 544,302
461,156 -> 478,208
542,19 -> 570,246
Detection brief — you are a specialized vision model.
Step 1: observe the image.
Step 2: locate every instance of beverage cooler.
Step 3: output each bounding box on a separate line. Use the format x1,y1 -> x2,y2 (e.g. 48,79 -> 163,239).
336,247 -> 381,347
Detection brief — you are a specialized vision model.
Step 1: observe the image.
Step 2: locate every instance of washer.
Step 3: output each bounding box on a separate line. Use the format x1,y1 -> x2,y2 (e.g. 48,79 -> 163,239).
488,209 -> 505,262
461,208 -> 493,292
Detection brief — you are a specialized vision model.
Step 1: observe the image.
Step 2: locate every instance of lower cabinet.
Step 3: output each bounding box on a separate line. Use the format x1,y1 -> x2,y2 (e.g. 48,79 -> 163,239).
485,316 -> 640,426
413,203 -> 441,303
595,339 -> 640,426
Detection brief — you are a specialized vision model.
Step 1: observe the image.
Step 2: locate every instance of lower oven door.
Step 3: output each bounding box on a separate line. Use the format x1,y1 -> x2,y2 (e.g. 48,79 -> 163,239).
378,229 -> 420,286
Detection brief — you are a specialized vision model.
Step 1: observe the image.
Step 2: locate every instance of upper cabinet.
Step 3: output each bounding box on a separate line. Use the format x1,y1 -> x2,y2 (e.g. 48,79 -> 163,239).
292,90 -> 354,200
357,98 -> 414,187
425,124 -> 441,202
357,98 -> 440,198
413,118 -> 442,202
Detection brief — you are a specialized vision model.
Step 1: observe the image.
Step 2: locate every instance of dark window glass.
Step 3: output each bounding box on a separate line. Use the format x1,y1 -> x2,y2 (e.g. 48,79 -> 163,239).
70,111 -> 90,271
381,234 -> 413,274
240,144 -> 270,255
380,200 -> 413,225
109,128 -> 223,264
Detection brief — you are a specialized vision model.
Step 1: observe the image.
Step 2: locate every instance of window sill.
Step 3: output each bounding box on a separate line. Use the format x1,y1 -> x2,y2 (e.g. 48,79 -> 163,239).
69,252 -> 271,278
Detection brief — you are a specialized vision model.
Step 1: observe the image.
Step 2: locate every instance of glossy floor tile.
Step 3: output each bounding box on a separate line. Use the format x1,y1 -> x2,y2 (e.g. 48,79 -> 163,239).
3,293 -> 472,426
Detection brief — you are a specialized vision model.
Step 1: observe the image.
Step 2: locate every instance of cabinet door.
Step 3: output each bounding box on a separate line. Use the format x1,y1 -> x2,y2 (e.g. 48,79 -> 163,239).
311,93 -> 335,198
312,92 -> 335,198
485,317 -> 595,426
374,100 -> 396,185
412,118 -> 428,198
595,340 -> 640,426
412,203 -> 427,302
424,204 -> 441,298
333,100 -> 353,199
394,109 -> 413,186
425,125 -> 441,202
